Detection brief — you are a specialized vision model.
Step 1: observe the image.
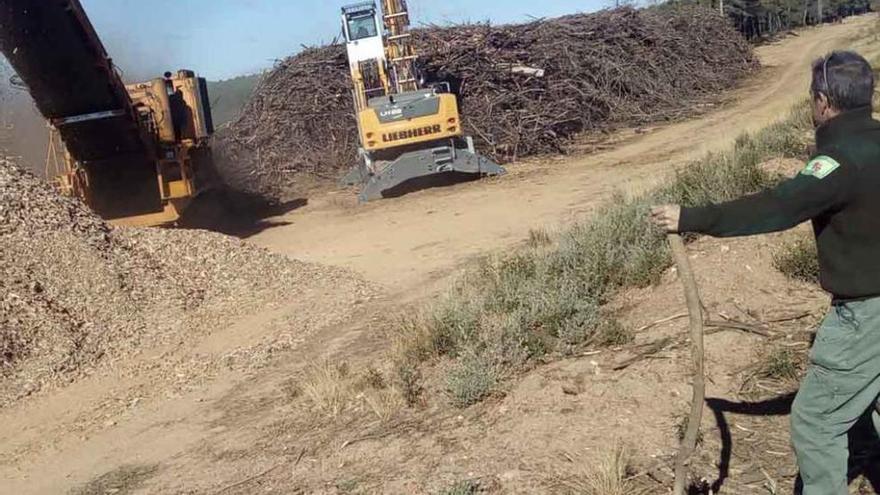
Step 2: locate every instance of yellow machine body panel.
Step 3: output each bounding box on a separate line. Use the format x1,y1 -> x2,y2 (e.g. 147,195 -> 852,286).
2,1 -> 215,225
126,79 -> 176,143
339,1 -> 505,201
358,92 -> 462,152
109,200 -> 188,227
125,71 -> 212,145
45,70 -> 215,227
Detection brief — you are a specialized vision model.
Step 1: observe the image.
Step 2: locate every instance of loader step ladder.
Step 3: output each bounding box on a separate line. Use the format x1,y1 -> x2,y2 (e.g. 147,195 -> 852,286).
382,0 -> 418,94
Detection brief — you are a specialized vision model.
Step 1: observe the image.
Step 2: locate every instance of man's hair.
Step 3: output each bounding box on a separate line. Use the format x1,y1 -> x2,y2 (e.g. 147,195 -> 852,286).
811,51 -> 875,111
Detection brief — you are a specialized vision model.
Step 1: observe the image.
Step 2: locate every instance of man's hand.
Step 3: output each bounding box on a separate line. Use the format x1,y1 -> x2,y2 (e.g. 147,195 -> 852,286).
650,204 -> 682,233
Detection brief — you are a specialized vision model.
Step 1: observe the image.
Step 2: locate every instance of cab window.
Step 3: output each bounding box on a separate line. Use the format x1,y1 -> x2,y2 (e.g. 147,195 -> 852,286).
348,15 -> 378,41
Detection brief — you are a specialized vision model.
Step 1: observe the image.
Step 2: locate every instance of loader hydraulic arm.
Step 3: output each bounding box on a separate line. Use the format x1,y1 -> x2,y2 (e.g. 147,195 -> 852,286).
381,0 -> 419,93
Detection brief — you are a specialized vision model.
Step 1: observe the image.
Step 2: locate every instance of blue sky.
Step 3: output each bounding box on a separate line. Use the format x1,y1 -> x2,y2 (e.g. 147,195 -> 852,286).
80,0 -> 608,81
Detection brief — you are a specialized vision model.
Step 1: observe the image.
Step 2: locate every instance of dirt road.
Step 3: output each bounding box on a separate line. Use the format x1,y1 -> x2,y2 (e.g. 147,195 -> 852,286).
250,15 -> 877,296
0,16 -> 877,495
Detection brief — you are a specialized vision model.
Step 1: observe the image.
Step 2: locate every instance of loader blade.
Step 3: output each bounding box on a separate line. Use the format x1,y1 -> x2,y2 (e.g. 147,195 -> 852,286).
356,139 -> 505,202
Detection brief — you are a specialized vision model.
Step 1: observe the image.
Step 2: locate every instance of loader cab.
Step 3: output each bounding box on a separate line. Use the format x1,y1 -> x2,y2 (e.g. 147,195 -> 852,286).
346,10 -> 379,41
342,2 -> 384,48
342,2 -> 389,109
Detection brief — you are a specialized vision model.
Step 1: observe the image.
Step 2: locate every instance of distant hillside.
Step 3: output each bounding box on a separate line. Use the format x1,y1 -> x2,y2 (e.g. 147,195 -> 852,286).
206,74 -> 261,127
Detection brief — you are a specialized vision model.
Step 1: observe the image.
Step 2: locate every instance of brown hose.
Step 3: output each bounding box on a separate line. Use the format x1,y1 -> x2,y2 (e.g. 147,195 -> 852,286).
669,234 -> 706,495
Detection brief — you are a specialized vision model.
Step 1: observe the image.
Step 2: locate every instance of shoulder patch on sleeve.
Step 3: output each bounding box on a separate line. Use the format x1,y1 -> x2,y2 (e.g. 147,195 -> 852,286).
801,155 -> 841,179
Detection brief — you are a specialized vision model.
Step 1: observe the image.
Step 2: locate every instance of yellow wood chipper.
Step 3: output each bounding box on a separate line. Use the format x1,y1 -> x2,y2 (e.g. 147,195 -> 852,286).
0,0 -> 215,226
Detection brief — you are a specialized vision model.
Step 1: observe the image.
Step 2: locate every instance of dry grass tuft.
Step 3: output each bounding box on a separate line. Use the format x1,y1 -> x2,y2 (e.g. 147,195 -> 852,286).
440,480 -> 480,495
300,360 -> 408,421
527,228 -> 553,247
578,444 -> 634,495
362,386 -> 405,421
772,234 -> 820,284
301,360 -> 351,417
760,347 -> 803,382
559,443 -> 646,495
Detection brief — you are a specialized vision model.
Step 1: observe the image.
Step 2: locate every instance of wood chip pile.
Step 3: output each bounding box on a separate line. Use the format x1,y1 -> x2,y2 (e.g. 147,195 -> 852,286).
216,6 -> 757,200
0,157 -> 370,406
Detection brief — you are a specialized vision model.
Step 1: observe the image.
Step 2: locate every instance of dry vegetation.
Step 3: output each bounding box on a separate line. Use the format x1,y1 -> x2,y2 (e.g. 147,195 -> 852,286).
760,347 -> 804,382
439,480 -> 482,495
297,360 -> 405,422
773,234 -> 821,283
557,444 -> 645,495
216,6 -> 757,200
387,102 -> 815,409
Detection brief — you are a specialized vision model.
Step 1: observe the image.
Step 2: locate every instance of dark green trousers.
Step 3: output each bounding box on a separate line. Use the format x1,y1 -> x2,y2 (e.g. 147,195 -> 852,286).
791,299 -> 880,495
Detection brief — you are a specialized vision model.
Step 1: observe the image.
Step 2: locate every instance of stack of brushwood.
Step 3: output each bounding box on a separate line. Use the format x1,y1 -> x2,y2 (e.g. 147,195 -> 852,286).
216,6 -> 757,201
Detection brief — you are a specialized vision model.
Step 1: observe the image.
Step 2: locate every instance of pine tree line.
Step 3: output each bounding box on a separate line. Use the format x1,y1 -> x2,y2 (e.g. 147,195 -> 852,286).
661,0 -> 872,39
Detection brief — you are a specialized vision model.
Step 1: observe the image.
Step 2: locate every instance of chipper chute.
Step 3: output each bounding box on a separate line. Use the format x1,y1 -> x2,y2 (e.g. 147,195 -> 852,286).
0,0 -> 214,226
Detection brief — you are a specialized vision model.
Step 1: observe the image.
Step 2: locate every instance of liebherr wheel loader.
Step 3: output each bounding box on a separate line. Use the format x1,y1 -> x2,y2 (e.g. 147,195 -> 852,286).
339,1 -> 505,201
0,0 -> 214,226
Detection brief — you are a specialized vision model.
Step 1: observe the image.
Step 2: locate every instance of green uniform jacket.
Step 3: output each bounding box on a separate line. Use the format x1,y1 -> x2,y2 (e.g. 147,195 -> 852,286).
679,107 -> 880,301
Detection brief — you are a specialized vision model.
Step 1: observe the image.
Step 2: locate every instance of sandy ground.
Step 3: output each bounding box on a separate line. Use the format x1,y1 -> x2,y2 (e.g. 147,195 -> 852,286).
1,15 -> 878,495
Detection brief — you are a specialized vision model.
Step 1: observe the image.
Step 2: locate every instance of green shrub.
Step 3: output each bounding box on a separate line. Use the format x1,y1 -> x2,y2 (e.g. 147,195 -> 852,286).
439,480 -> 480,495
550,196 -> 671,297
762,348 -> 802,381
661,104 -> 810,208
593,319 -> 634,347
335,479 -> 358,493
446,351 -> 497,407
478,311 -> 547,367
773,235 -> 820,284
395,361 -> 424,407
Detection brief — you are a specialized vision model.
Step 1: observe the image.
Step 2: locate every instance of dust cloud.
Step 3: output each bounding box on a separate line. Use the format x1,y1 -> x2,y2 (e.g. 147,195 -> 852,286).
0,57 -> 49,175
0,26 -> 180,176
98,31 -> 179,84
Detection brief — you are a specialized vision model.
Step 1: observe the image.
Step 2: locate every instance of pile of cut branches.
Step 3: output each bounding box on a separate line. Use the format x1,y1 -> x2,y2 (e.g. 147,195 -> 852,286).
216,6 -> 757,200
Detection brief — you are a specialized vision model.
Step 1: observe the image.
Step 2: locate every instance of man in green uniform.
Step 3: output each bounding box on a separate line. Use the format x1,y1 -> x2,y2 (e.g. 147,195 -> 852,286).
651,50 -> 880,495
